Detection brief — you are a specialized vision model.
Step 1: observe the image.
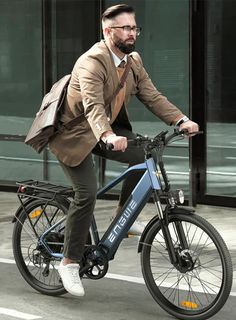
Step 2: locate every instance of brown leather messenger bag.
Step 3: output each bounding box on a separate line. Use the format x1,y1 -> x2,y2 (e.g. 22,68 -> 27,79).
25,58 -> 131,153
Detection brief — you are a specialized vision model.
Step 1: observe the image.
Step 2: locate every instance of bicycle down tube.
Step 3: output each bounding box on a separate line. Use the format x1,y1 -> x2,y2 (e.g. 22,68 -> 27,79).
98,158 -> 162,260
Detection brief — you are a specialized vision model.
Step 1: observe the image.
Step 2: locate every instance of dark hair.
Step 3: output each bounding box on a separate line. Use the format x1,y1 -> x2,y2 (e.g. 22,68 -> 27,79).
101,4 -> 135,22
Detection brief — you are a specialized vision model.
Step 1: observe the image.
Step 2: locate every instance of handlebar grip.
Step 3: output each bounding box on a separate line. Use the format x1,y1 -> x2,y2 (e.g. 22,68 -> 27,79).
106,143 -> 114,150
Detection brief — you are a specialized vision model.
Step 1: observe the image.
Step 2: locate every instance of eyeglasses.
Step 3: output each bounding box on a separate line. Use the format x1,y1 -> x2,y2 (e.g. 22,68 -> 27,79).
109,25 -> 141,36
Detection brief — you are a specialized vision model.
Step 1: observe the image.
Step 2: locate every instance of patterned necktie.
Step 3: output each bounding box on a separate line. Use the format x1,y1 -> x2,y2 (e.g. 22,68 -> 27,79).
118,60 -> 126,68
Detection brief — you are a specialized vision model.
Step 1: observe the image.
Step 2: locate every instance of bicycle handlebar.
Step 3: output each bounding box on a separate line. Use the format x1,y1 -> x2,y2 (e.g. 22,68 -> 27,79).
104,129 -> 203,192
106,129 -> 203,152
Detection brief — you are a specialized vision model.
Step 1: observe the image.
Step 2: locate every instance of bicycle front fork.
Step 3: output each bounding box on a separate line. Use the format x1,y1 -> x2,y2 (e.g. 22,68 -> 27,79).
153,192 -> 189,266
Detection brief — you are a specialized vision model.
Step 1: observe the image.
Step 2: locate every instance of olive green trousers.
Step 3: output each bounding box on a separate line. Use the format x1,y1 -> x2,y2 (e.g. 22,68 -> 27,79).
59,126 -> 145,261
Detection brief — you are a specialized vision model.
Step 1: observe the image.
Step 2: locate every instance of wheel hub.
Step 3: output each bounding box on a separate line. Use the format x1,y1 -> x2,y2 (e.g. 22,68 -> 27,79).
175,248 -> 198,273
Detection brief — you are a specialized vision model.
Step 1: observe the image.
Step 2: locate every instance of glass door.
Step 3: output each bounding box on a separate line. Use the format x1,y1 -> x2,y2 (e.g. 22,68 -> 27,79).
191,0 -> 236,207
206,0 -> 236,200
103,0 -> 191,198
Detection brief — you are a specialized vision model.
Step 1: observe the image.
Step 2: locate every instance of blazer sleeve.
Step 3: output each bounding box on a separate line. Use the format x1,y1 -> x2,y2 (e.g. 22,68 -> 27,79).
130,52 -> 183,125
76,56 -> 113,140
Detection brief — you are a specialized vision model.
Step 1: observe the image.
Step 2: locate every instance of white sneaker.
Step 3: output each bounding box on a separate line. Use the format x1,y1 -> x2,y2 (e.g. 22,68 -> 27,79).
58,261 -> 85,296
128,220 -> 146,236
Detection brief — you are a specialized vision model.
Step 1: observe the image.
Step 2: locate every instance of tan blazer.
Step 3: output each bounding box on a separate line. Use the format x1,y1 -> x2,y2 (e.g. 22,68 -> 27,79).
49,40 -> 183,167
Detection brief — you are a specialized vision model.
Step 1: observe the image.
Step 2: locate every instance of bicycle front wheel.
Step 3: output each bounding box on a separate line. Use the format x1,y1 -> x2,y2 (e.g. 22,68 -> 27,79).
141,213 -> 233,320
12,198 -> 68,296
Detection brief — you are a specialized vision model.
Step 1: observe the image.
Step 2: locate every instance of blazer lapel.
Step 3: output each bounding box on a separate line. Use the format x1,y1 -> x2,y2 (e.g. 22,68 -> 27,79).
98,41 -> 120,108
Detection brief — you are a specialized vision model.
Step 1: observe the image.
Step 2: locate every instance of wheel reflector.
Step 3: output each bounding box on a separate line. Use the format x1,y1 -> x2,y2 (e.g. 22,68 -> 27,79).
29,210 -> 42,219
180,301 -> 198,309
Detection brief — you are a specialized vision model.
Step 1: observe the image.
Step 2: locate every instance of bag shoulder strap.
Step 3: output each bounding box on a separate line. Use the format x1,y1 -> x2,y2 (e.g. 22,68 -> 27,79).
64,57 -> 132,130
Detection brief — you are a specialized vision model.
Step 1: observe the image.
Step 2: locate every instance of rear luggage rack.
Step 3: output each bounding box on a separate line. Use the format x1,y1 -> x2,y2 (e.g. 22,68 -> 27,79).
16,179 -> 74,201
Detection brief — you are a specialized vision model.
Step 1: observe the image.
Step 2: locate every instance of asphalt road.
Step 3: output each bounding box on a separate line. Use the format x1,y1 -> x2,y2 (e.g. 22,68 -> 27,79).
0,261 -> 236,320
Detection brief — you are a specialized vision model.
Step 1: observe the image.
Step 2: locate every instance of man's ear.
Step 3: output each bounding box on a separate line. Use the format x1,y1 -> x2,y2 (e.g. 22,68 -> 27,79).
103,27 -> 110,38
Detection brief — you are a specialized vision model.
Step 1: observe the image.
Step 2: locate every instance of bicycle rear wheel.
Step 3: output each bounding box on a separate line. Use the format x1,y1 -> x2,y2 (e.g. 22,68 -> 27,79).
141,213 -> 233,320
12,198 -> 68,296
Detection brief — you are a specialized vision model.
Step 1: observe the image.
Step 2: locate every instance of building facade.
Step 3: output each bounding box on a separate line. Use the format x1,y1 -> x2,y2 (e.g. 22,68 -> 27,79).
0,0 -> 235,207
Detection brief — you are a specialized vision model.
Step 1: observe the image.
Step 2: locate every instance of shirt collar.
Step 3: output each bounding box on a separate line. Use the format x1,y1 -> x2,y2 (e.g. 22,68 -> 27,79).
110,50 -> 128,67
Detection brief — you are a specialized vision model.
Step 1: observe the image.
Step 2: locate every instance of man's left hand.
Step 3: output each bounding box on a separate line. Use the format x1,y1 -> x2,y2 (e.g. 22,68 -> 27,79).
180,120 -> 199,135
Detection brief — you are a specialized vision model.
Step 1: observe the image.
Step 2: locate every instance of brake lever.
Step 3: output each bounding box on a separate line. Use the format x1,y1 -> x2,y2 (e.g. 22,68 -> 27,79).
175,128 -> 204,136
181,130 -> 204,136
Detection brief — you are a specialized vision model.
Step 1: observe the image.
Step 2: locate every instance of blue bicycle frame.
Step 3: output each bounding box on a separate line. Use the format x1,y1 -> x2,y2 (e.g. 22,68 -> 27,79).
39,156 -> 163,261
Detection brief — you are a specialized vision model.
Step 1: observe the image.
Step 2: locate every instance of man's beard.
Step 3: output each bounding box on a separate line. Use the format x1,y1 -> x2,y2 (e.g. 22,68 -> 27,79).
115,39 -> 135,54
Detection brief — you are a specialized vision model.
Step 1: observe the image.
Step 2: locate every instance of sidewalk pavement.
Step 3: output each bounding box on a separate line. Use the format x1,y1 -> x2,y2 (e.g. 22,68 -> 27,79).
1,190 -> 236,253
0,192 -> 20,222
1,189 -> 236,227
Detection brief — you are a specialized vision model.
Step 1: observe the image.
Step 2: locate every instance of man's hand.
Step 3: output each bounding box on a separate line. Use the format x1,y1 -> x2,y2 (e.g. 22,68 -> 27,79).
105,135 -> 127,151
180,120 -> 199,134
101,131 -> 127,152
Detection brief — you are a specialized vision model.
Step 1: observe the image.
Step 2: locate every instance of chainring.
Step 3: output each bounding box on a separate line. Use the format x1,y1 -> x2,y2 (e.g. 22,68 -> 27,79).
82,245 -> 109,279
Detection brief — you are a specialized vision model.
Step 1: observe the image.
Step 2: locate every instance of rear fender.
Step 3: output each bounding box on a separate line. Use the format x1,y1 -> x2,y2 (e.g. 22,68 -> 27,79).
138,206 -> 194,253
12,193 -> 70,223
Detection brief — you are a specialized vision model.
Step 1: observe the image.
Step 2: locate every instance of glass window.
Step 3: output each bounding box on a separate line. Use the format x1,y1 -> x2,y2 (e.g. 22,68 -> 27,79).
102,0 -> 190,195
206,0 -> 236,197
0,141 -> 44,183
50,0 -> 99,81
0,0 -> 42,129
47,0 -> 100,183
0,0 -> 43,183
0,0 -> 191,194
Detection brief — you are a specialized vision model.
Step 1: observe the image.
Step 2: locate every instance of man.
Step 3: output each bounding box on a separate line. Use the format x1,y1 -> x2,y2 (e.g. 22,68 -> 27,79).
49,4 -> 199,296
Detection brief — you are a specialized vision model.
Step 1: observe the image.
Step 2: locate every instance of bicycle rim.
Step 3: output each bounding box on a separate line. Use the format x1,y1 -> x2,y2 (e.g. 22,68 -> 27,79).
12,199 -> 67,296
141,213 -> 233,320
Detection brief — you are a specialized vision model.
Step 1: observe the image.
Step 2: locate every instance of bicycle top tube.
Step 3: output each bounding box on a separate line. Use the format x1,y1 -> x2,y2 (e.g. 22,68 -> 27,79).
97,163 -> 147,198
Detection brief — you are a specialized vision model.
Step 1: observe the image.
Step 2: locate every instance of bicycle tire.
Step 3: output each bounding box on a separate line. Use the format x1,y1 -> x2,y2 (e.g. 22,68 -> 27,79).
12,197 -> 69,296
141,213 -> 233,320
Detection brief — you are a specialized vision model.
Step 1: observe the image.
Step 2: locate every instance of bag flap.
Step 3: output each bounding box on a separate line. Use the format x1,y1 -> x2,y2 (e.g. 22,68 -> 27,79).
25,74 -> 71,144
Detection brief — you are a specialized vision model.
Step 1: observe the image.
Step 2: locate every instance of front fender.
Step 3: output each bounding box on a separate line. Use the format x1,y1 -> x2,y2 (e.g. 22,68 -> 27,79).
12,193 -> 70,223
138,206 -> 195,253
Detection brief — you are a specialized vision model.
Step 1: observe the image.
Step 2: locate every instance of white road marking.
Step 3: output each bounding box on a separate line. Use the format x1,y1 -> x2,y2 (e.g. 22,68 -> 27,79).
105,272 -> 145,284
207,170 -> 236,176
0,307 -> 41,320
208,145 -> 236,149
0,258 -> 15,264
163,155 -> 188,159
1,257 -> 236,297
